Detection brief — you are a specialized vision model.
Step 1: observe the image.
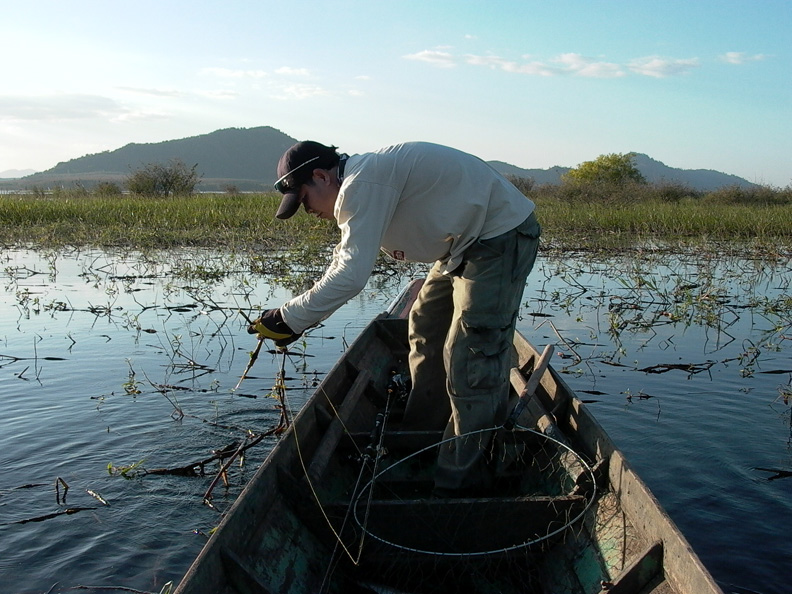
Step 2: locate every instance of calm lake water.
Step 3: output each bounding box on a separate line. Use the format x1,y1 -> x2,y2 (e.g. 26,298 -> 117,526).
1,247 -> 790,594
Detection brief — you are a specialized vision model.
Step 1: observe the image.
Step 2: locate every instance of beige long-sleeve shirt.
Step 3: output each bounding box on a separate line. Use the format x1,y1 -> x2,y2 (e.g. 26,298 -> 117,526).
281,142 -> 535,333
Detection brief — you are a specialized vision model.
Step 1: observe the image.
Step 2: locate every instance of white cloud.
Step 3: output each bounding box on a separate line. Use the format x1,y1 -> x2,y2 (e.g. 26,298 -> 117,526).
409,48 -> 703,79
500,60 -> 556,77
0,94 -> 127,122
195,89 -> 239,100
403,50 -> 457,68
628,56 -> 699,78
109,109 -> 170,123
464,52 -> 622,77
720,51 -> 766,65
116,86 -> 185,98
464,54 -> 553,76
200,67 -> 268,78
465,54 -> 509,69
552,53 -> 625,78
276,84 -> 329,100
274,66 -> 311,77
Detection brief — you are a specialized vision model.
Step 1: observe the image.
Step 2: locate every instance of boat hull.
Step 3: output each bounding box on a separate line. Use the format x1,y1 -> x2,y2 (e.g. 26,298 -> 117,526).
175,282 -> 722,594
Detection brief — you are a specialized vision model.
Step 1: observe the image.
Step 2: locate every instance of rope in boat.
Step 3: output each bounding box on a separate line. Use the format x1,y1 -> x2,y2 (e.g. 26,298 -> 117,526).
349,385 -> 395,554
319,382 -> 397,593
285,369 -> 391,572
285,387 -> 361,564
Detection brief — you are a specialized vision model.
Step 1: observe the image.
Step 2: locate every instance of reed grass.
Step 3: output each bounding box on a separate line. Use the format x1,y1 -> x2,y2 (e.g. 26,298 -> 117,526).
532,181 -> 792,253
1,186 -> 790,254
537,197 -> 792,241
0,192 -> 338,250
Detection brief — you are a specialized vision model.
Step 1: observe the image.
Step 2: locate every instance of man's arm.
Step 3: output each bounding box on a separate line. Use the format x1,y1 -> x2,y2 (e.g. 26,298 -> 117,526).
280,181 -> 400,333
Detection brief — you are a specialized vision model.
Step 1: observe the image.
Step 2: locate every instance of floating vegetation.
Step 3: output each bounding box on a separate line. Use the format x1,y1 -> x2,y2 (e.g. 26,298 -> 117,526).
779,383 -> 792,406
86,489 -> 110,506
534,249 -> 792,386
2,244 -> 791,593
107,459 -> 147,479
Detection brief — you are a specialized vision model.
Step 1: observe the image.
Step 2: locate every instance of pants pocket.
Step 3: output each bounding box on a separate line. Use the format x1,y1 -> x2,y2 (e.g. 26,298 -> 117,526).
459,321 -> 511,390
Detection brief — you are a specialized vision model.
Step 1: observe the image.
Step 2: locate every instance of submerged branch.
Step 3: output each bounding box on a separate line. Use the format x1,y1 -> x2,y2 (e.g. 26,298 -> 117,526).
144,441 -> 244,477
638,361 -> 717,375
755,467 -> 792,481
3,507 -> 97,526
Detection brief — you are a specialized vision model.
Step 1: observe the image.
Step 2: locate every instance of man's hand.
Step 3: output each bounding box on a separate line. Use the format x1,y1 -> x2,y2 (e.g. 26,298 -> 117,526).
247,309 -> 301,348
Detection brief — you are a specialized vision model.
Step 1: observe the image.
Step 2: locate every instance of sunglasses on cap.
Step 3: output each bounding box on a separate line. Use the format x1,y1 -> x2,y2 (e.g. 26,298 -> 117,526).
273,156 -> 320,194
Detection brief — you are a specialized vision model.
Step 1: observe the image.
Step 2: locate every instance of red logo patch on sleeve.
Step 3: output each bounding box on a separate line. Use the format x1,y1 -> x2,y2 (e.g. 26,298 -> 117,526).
393,250 -> 405,260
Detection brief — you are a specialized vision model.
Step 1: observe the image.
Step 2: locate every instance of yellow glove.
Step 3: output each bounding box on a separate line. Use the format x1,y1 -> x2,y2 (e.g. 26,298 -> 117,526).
246,309 -> 300,347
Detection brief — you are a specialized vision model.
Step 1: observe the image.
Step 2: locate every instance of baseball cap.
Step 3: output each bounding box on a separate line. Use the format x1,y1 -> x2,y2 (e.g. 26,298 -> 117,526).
274,141 -> 340,219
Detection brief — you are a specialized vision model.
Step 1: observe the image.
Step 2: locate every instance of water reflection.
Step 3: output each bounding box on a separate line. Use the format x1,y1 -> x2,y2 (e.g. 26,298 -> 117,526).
0,247 -> 790,594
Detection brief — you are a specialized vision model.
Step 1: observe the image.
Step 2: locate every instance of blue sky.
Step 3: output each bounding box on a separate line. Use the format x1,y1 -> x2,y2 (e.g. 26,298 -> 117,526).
1,0 -> 789,186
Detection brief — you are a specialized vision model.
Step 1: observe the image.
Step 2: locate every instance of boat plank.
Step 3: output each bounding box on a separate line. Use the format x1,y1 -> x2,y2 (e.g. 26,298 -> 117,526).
220,547 -> 275,594
328,495 -> 588,555
600,540 -> 663,594
307,369 -> 372,483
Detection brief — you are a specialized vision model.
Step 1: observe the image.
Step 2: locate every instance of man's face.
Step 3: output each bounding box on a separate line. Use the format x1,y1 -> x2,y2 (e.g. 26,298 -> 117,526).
300,169 -> 339,220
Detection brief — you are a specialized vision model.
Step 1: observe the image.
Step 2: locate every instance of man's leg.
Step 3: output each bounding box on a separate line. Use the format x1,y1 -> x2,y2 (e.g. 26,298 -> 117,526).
401,262 -> 454,430
435,214 -> 541,492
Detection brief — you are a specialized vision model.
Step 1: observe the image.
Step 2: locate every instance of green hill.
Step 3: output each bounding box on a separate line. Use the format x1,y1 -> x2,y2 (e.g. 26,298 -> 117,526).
23,126 -> 298,191
5,127 -> 759,192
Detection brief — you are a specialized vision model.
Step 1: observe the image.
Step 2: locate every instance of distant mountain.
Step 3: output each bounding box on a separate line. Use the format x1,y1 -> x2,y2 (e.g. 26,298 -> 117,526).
487,161 -> 571,186
631,153 -> 757,191
20,126 -> 298,191
3,128 -> 758,192
489,153 -> 757,191
0,168 -> 37,179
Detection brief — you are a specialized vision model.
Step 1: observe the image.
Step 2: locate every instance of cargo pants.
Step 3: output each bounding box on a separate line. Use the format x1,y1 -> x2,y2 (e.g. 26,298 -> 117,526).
402,212 -> 541,491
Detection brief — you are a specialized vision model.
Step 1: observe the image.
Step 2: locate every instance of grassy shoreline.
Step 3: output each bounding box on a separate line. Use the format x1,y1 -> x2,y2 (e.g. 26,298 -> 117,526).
1,190 -> 791,256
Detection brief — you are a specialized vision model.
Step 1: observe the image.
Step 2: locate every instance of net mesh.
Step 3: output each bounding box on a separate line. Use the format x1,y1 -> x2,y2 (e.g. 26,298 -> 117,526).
352,425 -> 597,558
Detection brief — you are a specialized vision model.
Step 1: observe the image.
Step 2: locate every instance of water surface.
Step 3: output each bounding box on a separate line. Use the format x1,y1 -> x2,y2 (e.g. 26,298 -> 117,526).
0,248 -> 789,594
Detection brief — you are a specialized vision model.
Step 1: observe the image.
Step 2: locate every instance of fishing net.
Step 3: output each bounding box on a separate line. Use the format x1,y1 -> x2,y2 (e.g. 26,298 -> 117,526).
352,425 -> 597,558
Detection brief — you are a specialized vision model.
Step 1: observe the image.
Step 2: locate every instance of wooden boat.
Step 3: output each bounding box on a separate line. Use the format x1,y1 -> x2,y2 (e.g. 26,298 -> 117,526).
174,280 -> 723,594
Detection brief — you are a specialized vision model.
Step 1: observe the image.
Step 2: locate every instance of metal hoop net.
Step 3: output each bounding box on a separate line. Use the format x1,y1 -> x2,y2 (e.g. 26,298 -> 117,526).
352,424 -> 597,558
